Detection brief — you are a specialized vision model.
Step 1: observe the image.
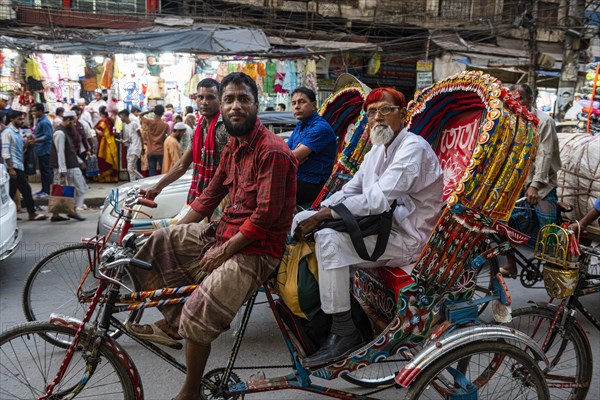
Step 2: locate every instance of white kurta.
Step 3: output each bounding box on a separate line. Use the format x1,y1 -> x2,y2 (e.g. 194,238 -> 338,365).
53,130 -> 89,208
293,128 -> 443,313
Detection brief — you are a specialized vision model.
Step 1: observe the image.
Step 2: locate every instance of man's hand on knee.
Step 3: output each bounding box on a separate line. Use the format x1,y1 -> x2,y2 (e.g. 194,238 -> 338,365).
199,244 -> 230,273
293,207 -> 333,240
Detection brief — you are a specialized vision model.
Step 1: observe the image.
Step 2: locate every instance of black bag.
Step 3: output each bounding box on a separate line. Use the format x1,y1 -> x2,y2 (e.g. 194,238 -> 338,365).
24,147 -> 37,176
274,297 -> 373,356
319,201 -> 397,262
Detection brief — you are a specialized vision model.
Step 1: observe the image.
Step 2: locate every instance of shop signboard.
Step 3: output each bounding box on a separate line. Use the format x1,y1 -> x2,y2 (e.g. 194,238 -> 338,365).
416,59 -> 433,90
416,72 -> 433,90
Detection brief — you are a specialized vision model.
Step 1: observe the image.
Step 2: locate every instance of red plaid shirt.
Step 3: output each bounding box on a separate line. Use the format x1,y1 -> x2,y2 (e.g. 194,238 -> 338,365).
190,119 -> 297,258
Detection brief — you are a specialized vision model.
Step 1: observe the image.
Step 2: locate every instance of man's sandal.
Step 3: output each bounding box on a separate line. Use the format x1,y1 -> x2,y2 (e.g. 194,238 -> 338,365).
126,322 -> 183,350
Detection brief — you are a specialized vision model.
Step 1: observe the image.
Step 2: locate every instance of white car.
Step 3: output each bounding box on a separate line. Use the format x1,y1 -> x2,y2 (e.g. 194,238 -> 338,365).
97,112 -> 297,241
0,163 -> 22,261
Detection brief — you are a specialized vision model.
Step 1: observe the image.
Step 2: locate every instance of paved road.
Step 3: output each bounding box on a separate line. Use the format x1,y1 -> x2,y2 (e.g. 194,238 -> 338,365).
1,212 -> 599,399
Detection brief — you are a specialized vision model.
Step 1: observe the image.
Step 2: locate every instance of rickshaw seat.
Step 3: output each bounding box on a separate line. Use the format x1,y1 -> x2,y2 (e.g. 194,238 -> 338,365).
371,266 -> 415,301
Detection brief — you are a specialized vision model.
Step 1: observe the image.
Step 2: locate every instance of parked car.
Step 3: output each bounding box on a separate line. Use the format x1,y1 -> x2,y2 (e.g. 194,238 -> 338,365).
0,163 -> 22,261
97,112 -> 298,241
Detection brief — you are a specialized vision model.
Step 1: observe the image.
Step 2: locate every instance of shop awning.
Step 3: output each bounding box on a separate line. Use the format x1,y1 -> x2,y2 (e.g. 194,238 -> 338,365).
431,33 -> 559,69
0,25 -> 271,55
268,36 -> 381,53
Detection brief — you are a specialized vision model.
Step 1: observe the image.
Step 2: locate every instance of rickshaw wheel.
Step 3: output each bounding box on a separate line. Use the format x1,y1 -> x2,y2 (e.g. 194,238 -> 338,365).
200,368 -> 243,400
340,352 -> 409,388
404,341 -> 549,399
472,256 -> 499,314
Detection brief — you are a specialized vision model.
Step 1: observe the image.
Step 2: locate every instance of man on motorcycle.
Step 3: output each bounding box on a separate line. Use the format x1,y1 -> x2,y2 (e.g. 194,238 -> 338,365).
293,87 -> 443,368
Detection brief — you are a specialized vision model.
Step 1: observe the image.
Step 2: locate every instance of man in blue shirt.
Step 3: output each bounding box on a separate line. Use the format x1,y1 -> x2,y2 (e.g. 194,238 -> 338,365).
31,103 -> 54,197
1,110 -> 46,221
287,87 -> 337,205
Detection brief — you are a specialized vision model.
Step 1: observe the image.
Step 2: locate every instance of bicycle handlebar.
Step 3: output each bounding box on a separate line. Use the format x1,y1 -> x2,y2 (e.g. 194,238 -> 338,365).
129,258 -> 153,271
137,198 -> 158,208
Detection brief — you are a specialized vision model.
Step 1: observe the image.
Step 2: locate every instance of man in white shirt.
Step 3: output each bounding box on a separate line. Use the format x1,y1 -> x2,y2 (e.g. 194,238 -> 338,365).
118,109 -> 143,181
88,90 -> 106,127
49,111 -> 88,222
294,88 -> 443,367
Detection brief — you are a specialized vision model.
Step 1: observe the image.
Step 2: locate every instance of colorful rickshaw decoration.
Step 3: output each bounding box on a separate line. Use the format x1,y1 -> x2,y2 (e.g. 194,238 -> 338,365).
312,73 -> 371,209
312,70 -> 540,381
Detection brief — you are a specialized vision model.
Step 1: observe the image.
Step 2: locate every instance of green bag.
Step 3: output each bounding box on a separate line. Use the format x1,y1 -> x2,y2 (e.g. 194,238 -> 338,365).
275,240 -> 321,320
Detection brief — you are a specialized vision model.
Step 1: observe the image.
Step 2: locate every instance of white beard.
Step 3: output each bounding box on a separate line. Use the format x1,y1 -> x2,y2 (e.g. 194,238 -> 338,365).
370,124 -> 395,146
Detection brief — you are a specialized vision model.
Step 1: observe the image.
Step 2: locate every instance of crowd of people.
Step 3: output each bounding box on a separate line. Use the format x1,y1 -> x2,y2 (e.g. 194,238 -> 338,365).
2,72 -> 599,400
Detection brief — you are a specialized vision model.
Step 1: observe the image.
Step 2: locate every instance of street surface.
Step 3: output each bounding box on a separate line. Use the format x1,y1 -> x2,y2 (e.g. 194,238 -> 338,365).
1,211 -> 599,399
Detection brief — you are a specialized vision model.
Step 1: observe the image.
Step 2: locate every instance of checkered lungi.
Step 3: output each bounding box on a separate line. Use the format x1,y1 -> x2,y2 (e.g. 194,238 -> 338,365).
132,223 -> 279,345
508,188 -> 558,246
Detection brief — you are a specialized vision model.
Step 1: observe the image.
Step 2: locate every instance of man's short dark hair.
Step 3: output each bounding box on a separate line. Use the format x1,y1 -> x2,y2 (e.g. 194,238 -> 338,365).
197,78 -> 219,91
174,114 -> 183,122
31,103 -> 45,113
185,105 -> 194,114
219,72 -> 258,103
154,104 -> 165,116
509,83 -> 534,97
7,110 -> 24,122
71,106 -> 81,113
55,107 -> 65,116
291,87 -> 316,103
118,109 -> 130,117
277,103 -> 286,111
130,106 -> 141,113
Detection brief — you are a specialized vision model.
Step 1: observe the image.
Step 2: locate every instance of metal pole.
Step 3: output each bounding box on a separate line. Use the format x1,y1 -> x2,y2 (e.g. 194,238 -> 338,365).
528,0 -> 539,107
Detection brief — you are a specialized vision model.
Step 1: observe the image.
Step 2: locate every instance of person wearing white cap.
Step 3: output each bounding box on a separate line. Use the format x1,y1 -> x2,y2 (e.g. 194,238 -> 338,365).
88,90 -> 106,126
162,122 -> 185,174
49,110 -> 88,222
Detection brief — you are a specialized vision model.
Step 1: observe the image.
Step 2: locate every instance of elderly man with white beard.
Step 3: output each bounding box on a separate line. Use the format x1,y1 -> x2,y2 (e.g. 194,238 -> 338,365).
293,87 -> 443,368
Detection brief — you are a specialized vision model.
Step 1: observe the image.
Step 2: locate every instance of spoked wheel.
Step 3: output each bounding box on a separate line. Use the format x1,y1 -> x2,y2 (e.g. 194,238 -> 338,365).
200,368 -> 244,400
0,322 -> 136,399
506,306 -> 592,400
520,257 -> 543,288
341,351 -> 410,388
405,341 -> 549,399
472,256 -> 500,314
22,243 -> 143,348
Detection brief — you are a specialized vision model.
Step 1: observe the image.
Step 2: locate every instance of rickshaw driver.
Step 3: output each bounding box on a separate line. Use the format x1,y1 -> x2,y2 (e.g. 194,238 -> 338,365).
127,72 -> 298,400
293,88 -> 444,368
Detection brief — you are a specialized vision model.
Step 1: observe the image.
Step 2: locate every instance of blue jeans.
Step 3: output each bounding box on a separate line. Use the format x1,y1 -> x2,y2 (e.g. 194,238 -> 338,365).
37,154 -> 53,194
147,154 -> 163,177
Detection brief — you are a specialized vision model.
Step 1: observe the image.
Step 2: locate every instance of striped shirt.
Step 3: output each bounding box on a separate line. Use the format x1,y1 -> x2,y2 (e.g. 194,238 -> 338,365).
1,125 -> 25,171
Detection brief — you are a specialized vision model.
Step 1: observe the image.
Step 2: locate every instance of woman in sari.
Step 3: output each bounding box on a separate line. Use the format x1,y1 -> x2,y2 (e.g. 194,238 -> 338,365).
94,105 -> 119,183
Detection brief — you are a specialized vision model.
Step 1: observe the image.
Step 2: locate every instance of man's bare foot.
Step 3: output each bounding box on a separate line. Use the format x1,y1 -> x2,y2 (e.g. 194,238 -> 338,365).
499,265 -> 518,278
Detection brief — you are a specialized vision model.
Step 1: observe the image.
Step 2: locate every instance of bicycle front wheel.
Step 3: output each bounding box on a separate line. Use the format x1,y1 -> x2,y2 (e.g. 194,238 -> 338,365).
22,243 -> 142,347
405,341 -> 549,399
507,306 -> 592,400
0,322 -> 137,399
